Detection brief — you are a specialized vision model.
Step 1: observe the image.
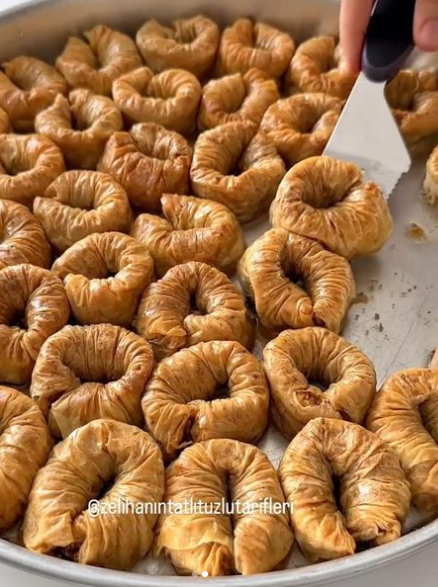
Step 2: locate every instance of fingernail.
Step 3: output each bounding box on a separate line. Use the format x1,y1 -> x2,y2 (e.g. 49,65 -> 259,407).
419,19 -> 438,51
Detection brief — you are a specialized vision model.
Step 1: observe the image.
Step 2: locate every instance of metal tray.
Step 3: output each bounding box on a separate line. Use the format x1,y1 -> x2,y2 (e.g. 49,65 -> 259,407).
0,0 -> 437,585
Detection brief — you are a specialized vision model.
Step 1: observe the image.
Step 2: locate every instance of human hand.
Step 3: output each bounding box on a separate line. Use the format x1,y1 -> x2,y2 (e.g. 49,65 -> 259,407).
340,0 -> 438,74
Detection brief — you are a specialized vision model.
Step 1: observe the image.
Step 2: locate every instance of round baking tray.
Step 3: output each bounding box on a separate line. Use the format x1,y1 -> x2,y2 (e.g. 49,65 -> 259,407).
0,0 -> 437,585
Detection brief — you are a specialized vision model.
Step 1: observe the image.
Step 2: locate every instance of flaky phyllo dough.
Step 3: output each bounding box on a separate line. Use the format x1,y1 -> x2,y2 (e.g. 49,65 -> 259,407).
0,56 -> 67,131
52,232 -> 154,327
191,120 -> 285,222
286,36 -> 356,98
217,18 -> 295,78
136,16 -> 220,78
260,93 -> 343,164
30,324 -> 155,438
424,145 -> 438,205
198,68 -> 279,131
130,194 -> 245,276
0,133 -> 65,206
279,418 -> 410,562
23,419 -> 164,571
56,25 -> 142,96
270,156 -> 393,259
238,228 -> 355,333
155,439 -> 293,575
263,327 -> 376,439
136,261 -> 254,360
33,170 -> 132,252
367,369 -> 438,514
99,123 -> 192,212
35,89 -> 123,169
142,341 -> 269,460
0,386 -> 52,534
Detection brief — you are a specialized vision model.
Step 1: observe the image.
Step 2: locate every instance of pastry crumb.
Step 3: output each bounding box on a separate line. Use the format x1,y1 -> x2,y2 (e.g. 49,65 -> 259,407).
406,222 -> 428,243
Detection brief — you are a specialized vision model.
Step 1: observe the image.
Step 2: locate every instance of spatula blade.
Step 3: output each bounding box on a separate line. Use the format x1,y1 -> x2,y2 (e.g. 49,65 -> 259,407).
324,72 -> 411,199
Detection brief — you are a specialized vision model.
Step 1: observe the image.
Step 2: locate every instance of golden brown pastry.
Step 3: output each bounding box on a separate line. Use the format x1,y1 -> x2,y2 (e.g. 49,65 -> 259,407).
0,134 -> 65,206
23,419 -> 164,571
198,68 -> 279,131
270,156 -> 393,259
0,386 -> 52,535
191,120 -> 285,222
136,261 -> 254,360
136,16 -> 220,78
35,89 -> 123,169
33,170 -> 133,252
30,324 -> 154,438
217,18 -> 294,78
238,228 -> 355,333
424,145 -> 438,205
0,106 -> 11,133
264,327 -> 376,439
99,123 -> 192,212
367,369 -> 438,514
112,67 -> 201,134
142,341 -> 269,460
0,200 -> 51,269
286,36 -> 356,98
52,232 -> 154,327
56,25 -> 142,96
0,56 -> 68,132
155,439 -> 293,576
386,70 -> 438,157
0,264 -> 69,385
260,93 -> 343,164
279,417 -> 411,562
131,194 -> 245,276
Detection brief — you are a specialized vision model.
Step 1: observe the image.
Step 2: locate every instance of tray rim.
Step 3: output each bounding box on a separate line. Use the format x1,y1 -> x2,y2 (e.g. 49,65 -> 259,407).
0,0 -> 437,585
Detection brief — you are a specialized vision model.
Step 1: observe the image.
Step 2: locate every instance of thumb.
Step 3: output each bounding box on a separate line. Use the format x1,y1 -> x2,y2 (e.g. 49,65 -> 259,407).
414,0 -> 438,51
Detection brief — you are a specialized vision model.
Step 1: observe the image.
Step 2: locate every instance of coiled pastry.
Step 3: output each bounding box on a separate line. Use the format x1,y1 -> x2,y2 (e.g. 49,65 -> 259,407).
30,324 -> 155,438
238,228 -> 355,333
367,369 -> 438,514
142,340 -> 269,460
130,194 -> 245,276
279,418 -> 411,562
270,156 -> 393,259
52,232 -> 154,327
0,199 -> 51,269
99,123 -> 192,212
0,107 -> 10,133
136,261 -> 254,360
155,439 -> 293,576
424,145 -> 438,205
217,18 -> 294,78
198,68 -> 279,131
0,386 -> 52,535
35,89 -> 123,169
136,16 -> 220,78
0,264 -> 69,385
23,419 -> 164,571
286,36 -> 356,98
56,25 -> 142,96
260,93 -> 343,164
386,70 -> 438,157
0,134 -> 65,206
112,67 -> 201,134
0,56 -> 68,131
33,170 -> 133,252
191,120 -> 285,222
264,327 -> 376,439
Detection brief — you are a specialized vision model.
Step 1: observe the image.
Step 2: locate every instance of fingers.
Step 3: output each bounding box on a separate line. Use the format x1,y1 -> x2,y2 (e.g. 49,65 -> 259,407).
340,0 -> 374,74
414,0 -> 438,51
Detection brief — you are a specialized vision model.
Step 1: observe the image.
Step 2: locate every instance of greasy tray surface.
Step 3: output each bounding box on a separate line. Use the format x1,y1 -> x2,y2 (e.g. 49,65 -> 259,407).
0,0 -> 437,585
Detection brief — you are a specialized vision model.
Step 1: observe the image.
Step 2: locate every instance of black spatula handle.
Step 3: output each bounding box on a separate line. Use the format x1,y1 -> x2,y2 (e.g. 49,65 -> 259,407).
362,0 -> 415,82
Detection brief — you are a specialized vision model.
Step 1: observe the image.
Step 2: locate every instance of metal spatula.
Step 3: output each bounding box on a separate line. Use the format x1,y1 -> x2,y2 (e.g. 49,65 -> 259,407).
324,0 -> 415,198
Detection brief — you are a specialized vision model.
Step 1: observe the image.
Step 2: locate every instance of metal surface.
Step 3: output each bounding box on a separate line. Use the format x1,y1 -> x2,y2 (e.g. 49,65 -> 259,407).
0,0 -> 437,586
324,72 -> 411,198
